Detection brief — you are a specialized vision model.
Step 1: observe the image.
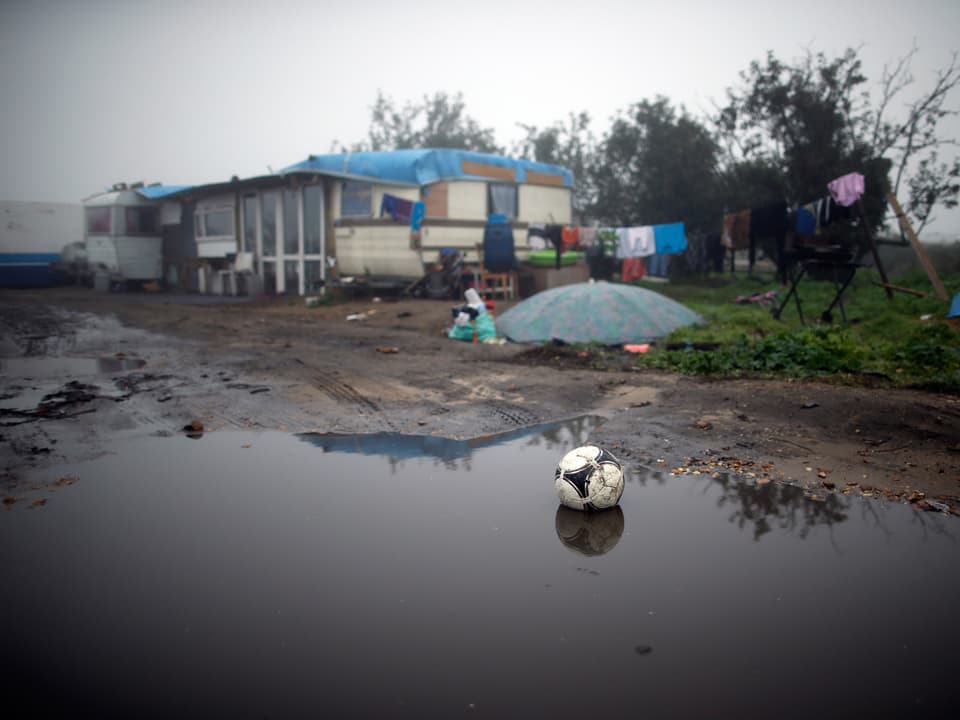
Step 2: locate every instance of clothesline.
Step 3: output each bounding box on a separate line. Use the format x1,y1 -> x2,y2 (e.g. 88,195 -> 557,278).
525,222 -> 687,281
526,222 -> 687,257
722,171 -> 866,251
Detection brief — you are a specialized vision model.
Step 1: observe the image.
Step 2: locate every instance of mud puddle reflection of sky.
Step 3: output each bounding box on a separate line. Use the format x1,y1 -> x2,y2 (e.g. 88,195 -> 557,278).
1,417 -> 957,718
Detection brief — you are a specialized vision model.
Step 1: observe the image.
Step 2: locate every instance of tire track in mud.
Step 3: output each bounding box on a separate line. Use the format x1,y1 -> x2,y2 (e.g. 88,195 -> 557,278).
310,367 -> 398,432
486,403 -> 540,427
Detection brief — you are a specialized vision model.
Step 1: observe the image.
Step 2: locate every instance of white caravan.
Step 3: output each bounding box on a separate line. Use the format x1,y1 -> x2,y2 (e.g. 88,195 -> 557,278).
84,183 -> 162,284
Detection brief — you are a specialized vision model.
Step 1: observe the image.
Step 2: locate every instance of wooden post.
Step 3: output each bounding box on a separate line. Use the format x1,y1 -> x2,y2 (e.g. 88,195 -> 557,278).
855,199 -> 893,299
886,193 -> 949,301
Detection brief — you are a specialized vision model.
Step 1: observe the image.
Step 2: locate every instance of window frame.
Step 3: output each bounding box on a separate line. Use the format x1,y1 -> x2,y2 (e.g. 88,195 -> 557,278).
124,206 -> 159,236
85,206 -> 112,235
487,182 -> 518,220
340,181 -> 372,218
193,204 -> 236,240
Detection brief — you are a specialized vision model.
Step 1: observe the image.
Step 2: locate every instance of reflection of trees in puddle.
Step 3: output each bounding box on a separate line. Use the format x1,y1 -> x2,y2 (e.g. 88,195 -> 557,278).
300,415 -> 607,474
698,473 -> 848,542
522,415 -> 605,453
555,506 -> 625,556
853,491 -> 957,545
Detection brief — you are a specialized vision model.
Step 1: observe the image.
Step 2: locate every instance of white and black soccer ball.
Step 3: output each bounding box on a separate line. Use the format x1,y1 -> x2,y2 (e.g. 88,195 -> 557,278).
554,445 -> 624,511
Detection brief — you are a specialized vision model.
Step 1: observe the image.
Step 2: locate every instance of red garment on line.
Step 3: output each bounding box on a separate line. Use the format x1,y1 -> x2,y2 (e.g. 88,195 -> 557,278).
621,256 -> 646,282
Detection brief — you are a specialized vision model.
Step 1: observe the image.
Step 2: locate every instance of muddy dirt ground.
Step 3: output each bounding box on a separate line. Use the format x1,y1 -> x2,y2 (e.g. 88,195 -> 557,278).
2,286 -> 959,513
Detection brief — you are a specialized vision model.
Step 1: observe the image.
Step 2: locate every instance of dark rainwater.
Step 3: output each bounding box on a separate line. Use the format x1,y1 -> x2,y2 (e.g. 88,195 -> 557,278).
1,418 -> 958,719
0,356 -> 146,377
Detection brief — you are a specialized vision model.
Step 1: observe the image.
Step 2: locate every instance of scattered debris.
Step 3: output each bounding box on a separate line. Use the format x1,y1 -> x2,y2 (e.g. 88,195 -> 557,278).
55,475 -> 78,486
734,290 -> 778,305
693,419 -> 712,430
671,456 -> 779,485
376,347 -> 400,354
31,499 -> 47,508
801,402 -> 819,409
345,314 -> 367,321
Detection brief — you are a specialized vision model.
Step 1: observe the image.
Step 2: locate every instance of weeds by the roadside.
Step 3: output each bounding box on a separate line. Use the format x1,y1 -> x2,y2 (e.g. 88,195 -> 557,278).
629,269 -> 960,391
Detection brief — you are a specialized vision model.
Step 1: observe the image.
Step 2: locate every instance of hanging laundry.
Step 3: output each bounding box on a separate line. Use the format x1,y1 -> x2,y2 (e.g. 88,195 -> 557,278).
827,172 -> 865,207
706,233 -> 724,272
380,193 -> 415,223
813,196 -> 854,228
561,226 -> 580,249
544,224 -> 565,268
722,209 -> 751,249
616,226 -> 655,259
381,194 -> 398,220
749,203 -> 787,240
410,201 -> 425,231
544,224 -> 564,249
621,256 -> 646,282
579,226 -> 598,248
527,223 -> 549,250
646,253 -> 668,277
653,222 -> 687,254
794,204 -> 817,235
749,202 -> 788,268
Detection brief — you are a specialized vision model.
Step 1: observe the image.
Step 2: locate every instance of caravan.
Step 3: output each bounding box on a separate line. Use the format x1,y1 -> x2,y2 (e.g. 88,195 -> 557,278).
83,183 -> 163,286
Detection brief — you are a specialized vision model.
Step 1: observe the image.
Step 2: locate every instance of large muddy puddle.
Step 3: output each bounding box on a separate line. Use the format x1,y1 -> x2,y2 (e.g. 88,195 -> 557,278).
1,417 -> 957,718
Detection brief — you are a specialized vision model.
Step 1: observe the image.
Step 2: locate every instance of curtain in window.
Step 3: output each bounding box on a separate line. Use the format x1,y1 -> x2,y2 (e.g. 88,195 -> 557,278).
488,184 -> 517,219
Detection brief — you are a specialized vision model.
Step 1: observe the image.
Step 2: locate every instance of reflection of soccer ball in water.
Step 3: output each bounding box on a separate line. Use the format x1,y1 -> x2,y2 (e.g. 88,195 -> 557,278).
554,445 -> 624,511
555,505 -> 625,556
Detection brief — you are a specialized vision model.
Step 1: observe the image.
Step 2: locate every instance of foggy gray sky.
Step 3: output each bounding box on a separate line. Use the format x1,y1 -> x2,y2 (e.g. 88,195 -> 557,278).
2,0 -> 958,236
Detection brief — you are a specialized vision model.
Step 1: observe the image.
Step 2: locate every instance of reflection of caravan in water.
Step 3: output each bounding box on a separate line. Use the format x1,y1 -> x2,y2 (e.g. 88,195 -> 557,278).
84,183 -> 162,284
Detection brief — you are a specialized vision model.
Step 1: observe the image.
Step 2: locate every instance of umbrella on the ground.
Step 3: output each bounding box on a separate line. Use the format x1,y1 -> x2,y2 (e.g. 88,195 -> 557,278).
497,281 -> 702,345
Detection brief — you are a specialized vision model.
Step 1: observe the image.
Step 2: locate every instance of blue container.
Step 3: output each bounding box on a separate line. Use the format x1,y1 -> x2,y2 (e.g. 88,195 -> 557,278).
949,293 -> 960,318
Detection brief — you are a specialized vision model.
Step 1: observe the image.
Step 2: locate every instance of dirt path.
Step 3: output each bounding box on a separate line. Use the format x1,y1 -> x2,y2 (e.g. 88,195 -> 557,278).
2,287 -> 958,513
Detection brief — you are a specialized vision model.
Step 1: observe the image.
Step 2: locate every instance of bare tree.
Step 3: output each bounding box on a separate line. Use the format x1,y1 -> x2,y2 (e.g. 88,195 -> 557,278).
871,45 -> 960,233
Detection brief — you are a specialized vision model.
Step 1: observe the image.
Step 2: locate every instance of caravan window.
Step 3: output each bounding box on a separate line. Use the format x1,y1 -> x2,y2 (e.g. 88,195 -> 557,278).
125,206 -> 158,235
85,207 -> 111,234
488,183 -> 517,220
340,181 -> 371,217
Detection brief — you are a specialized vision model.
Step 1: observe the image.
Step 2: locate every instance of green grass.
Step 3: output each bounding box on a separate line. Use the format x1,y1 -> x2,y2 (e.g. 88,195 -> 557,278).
631,267 -> 960,391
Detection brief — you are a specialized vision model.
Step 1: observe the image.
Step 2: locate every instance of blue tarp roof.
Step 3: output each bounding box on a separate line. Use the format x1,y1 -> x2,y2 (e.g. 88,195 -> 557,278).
136,185 -> 194,199
280,148 -> 574,187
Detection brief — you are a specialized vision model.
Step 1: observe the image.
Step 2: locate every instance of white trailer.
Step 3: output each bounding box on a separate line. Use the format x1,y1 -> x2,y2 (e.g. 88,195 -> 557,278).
84,184 -> 163,284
